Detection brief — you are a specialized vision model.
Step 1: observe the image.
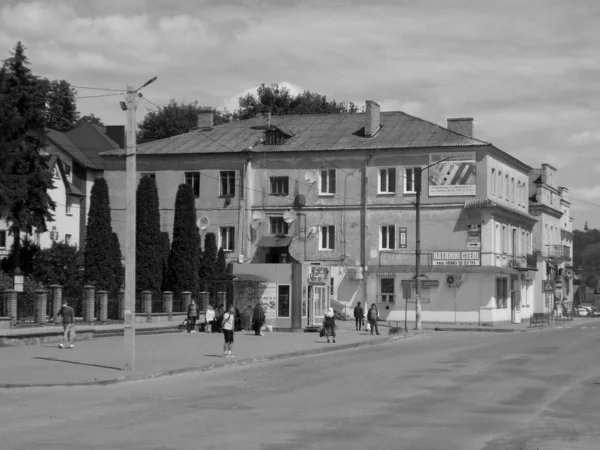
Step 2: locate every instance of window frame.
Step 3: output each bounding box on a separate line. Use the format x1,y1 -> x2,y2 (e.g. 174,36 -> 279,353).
380,224 -> 396,250
404,167 -> 419,194
270,176 -> 289,196
0,230 -> 6,249
320,225 -> 335,251
219,226 -> 235,252
66,196 -> 72,215
378,167 -> 396,194
319,169 -> 336,195
277,284 -> 291,318
65,234 -> 72,245
220,171 -> 236,197
270,217 -> 289,235
378,277 -> 396,303
184,172 -> 200,198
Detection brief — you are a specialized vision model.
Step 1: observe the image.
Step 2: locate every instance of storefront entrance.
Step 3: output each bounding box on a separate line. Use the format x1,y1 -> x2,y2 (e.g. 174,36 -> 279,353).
308,285 -> 329,326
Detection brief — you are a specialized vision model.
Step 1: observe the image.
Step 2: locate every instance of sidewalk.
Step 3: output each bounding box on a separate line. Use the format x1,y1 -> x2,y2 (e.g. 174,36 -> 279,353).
0,326 -> 417,388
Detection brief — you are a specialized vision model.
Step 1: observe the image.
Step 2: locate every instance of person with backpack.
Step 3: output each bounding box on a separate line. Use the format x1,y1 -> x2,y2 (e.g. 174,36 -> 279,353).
221,305 -> 236,357
353,301 -> 364,331
367,303 -> 380,336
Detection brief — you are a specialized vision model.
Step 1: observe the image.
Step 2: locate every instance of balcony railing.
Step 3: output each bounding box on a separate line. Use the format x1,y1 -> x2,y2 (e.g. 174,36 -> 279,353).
507,254 -> 538,270
546,245 -> 571,261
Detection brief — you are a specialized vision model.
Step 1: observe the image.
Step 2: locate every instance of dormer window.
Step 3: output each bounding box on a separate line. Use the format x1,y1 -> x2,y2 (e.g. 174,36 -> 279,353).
263,126 -> 294,145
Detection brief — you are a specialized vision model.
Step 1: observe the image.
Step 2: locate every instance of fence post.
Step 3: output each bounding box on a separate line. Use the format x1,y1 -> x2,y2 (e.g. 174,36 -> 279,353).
199,291 -> 209,313
163,291 -> 173,319
34,289 -> 48,325
182,291 -> 191,312
83,285 -> 95,324
3,289 -> 17,326
97,290 -> 108,324
49,284 -> 63,320
142,290 -> 152,323
118,289 -> 125,320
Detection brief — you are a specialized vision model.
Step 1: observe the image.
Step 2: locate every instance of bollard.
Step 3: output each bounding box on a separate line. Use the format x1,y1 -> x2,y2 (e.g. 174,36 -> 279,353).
182,291 -> 192,312
97,290 -> 108,323
162,291 -> 173,316
34,289 -> 48,324
3,289 -> 18,326
118,289 -> 125,320
49,284 -> 63,320
83,285 -> 95,324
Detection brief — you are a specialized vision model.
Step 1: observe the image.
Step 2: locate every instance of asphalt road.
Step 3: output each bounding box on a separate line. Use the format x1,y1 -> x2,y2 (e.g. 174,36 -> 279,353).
1,322 -> 599,450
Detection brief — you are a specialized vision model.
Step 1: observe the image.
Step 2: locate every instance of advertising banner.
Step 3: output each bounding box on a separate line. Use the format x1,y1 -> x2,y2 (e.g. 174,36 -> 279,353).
258,282 -> 277,320
428,152 -> 477,196
432,251 -> 481,266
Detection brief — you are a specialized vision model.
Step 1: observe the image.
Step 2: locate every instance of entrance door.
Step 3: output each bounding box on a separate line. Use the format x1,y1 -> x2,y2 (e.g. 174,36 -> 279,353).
511,278 -> 521,323
310,285 -> 329,326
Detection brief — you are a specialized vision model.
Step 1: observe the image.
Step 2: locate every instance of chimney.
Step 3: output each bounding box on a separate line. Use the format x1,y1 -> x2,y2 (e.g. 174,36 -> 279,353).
365,100 -> 380,137
197,112 -> 213,130
447,117 -> 474,137
105,125 -> 125,149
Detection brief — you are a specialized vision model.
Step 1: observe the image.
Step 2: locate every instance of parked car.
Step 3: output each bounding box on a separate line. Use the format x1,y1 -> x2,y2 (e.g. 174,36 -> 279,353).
575,307 -> 590,317
587,306 -> 600,317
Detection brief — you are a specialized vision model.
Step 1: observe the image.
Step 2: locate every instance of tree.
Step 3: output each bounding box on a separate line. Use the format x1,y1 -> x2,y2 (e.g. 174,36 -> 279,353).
199,232 -> 217,291
159,232 -> 170,292
0,236 -> 40,275
75,114 -> 104,128
31,241 -> 84,299
110,232 -> 123,296
0,42 -> 56,271
84,178 -> 119,294
166,184 -> 198,296
136,176 -> 162,295
137,100 -> 228,142
41,79 -> 79,131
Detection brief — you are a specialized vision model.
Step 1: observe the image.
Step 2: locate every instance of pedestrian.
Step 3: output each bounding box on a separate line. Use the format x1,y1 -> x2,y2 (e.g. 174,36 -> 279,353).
353,301 -> 364,331
323,307 -> 336,343
367,303 -> 380,335
187,299 -> 198,333
56,301 -> 76,349
205,304 -> 215,333
221,304 -> 235,357
252,301 -> 266,336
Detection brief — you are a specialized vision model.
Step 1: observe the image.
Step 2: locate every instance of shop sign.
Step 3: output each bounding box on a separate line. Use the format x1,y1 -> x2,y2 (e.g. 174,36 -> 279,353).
467,224 -> 481,250
428,152 -> 477,197
401,279 -> 440,288
309,266 -> 328,284
432,251 -> 481,266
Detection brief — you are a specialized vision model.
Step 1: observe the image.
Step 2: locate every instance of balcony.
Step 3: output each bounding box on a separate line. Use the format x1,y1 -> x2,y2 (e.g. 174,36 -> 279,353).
507,254 -> 538,271
546,245 -> 571,261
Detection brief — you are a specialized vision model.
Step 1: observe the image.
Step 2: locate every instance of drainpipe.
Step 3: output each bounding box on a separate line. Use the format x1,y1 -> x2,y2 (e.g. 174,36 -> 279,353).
362,151 -> 373,303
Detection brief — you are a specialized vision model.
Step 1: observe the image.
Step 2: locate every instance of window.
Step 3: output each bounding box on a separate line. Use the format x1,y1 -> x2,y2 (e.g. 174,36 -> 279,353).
270,177 -> 289,195
330,278 -> 334,296
65,234 -> 71,245
379,168 -> 396,193
380,225 -> 396,250
34,231 -> 41,246
502,225 -> 508,254
379,277 -> 395,303
499,172 -> 503,198
141,172 -> 155,179
320,225 -> 335,250
277,285 -> 290,318
270,217 -> 288,235
219,226 -> 235,252
511,178 -> 515,203
0,230 -> 6,249
184,172 -> 200,197
491,168 -> 496,195
404,167 -> 418,193
61,161 -> 71,177
52,166 -> 60,179
220,171 -> 235,197
320,169 -> 336,195
505,174 -> 509,198
495,277 -> 508,308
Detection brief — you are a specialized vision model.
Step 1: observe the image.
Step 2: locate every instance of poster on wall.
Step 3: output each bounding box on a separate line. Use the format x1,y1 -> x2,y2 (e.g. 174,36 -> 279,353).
428,152 -> 477,196
309,266 -> 328,284
258,282 -> 277,320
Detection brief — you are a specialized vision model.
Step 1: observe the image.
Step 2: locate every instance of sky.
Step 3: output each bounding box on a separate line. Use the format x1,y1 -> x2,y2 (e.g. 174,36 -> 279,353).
1,0 -> 599,229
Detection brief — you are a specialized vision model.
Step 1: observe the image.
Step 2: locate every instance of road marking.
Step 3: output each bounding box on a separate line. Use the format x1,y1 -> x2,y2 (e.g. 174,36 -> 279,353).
581,327 -> 587,329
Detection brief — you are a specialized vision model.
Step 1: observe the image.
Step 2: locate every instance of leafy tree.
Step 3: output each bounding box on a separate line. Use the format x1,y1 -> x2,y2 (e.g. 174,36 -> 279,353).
75,114 -> 104,128
137,100 -> 228,142
199,232 -> 217,291
0,236 -> 40,275
159,232 -> 170,292
166,184 -> 198,296
40,79 -> 79,131
31,241 -> 84,299
136,176 -> 162,295
84,178 -> 119,294
0,42 -> 56,270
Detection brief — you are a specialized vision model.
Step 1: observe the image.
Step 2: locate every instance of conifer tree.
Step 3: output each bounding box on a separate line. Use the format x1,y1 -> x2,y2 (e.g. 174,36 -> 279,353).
159,232 -> 170,292
199,232 -> 217,291
136,176 -> 162,295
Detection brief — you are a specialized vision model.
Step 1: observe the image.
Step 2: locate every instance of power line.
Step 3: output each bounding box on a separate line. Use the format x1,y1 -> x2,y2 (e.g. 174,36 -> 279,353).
72,85 -> 126,92
140,96 -> 160,110
570,196 -> 600,208
76,93 -> 122,99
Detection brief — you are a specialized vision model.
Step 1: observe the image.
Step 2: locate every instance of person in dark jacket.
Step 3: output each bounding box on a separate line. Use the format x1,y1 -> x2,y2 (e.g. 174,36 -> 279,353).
252,302 -> 266,336
187,300 -> 198,333
323,307 -> 336,343
353,302 -> 364,331
56,301 -> 76,349
367,303 -> 380,335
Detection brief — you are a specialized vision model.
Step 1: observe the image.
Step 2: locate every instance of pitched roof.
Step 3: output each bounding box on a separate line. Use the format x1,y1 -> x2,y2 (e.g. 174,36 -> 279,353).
45,129 -> 97,169
101,111 -> 490,157
65,123 -> 121,169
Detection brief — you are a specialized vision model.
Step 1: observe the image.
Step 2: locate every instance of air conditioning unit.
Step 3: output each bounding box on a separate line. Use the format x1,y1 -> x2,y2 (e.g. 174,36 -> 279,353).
347,267 -> 364,281
446,275 -> 457,287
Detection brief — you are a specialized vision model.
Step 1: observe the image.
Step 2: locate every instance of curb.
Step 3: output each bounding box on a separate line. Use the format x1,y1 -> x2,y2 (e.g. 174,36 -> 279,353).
434,327 -> 525,333
0,332 -> 422,389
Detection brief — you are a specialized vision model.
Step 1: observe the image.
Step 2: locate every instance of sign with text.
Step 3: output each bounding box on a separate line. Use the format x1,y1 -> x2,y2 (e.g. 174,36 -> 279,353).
467,224 -> 481,250
400,279 -> 440,288
428,152 -> 477,197
399,227 -> 407,248
258,282 -> 277,320
309,266 -> 328,284
432,251 -> 481,266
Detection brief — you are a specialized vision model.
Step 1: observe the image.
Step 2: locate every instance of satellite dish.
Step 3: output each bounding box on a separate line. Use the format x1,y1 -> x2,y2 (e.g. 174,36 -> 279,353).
283,209 -> 297,224
198,216 -> 210,230
251,210 -> 265,229
304,170 -> 317,184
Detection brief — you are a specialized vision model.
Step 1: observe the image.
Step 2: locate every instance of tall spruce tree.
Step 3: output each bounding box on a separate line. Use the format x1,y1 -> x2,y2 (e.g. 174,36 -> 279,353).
215,247 -> 227,293
166,184 -> 198,296
159,232 -> 170,292
110,232 -> 123,296
84,178 -> 119,293
199,232 -> 217,291
0,42 -> 55,271
136,176 -> 162,295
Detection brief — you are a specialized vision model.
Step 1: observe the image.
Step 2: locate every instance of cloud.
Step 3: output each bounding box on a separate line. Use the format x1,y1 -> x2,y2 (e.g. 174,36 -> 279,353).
568,130 -> 600,146
571,185 -> 600,202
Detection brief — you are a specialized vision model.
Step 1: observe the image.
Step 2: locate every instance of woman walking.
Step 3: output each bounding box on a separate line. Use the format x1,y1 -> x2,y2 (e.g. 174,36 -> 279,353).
323,307 -> 336,344
205,304 -> 215,333
252,302 -> 266,336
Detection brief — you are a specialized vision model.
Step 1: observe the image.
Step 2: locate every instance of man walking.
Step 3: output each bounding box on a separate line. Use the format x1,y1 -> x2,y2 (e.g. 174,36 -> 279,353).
353,301 -> 364,331
367,303 -> 380,336
56,301 -> 76,348
222,305 -> 236,357
252,301 -> 265,336
187,299 -> 198,333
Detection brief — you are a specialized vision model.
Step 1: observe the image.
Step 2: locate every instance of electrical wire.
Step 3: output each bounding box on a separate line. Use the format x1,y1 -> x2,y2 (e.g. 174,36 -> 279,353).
76,93 -> 122,99
569,196 -> 600,208
72,85 -> 126,92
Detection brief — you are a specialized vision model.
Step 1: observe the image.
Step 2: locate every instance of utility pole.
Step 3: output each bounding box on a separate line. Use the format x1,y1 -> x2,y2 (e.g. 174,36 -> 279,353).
414,168 -> 422,330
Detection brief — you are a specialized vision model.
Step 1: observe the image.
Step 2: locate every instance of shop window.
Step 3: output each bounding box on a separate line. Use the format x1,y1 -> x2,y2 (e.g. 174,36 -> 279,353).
277,285 -> 290,318
270,217 -> 288,235
495,277 -> 508,308
270,177 -> 289,195
219,226 -> 235,252
378,277 -> 395,303
220,171 -> 235,197
379,168 -> 396,193
184,172 -> 200,197
320,169 -> 336,195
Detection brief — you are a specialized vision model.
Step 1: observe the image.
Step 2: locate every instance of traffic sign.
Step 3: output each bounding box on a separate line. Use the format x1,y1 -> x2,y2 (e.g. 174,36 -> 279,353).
543,280 -> 555,292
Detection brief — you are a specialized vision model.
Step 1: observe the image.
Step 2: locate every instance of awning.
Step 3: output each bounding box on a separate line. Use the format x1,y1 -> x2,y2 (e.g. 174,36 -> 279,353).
256,236 -> 293,247
233,274 -> 271,283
